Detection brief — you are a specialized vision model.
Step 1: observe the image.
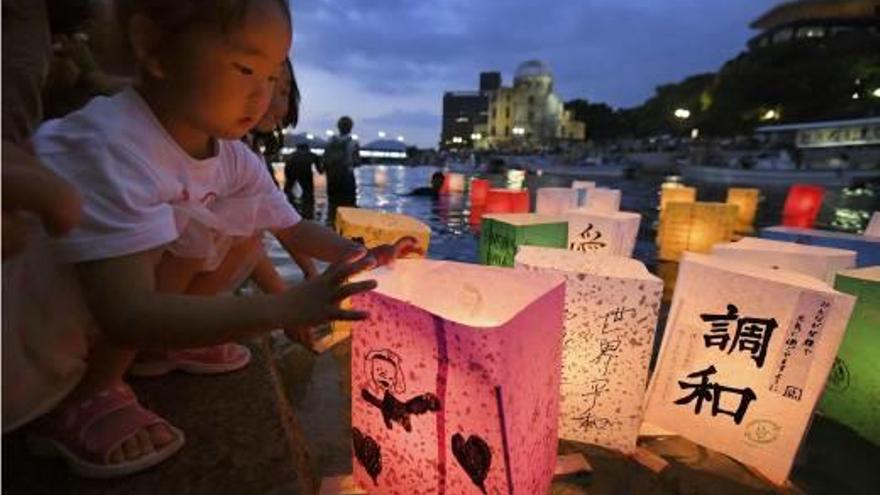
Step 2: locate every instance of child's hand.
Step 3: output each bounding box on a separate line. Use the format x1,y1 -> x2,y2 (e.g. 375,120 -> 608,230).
279,251 -> 378,336
368,236 -> 424,266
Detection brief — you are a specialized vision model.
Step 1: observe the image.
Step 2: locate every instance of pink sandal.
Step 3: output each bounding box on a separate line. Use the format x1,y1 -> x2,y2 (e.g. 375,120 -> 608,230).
128,343 -> 252,377
28,383 -> 185,478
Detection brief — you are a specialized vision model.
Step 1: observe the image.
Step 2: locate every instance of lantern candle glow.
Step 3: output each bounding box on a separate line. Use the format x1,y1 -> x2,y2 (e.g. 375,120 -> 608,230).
484,189 -> 530,215
657,202 -> 737,261
726,187 -> 760,234
782,184 -> 824,228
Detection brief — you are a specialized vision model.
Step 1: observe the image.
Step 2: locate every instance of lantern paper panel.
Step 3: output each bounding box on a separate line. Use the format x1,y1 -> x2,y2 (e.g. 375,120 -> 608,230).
761,226 -> 880,267
564,209 -> 641,257
535,187 -> 579,216
469,178 -> 491,206
657,202 -> 737,262
484,189 -> 530,215
571,180 -> 596,206
820,266 -> 880,446
441,173 -> 466,194
350,259 -> 566,494
643,253 -> 855,485
726,188 -> 760,234
659,185 -> 697,216
582,188 -> 621,213
782,184 -> 824,228
711,237 -> 856,284
515,247 -> 662,453
480,214 -> 568,267
865,211 -> 880,236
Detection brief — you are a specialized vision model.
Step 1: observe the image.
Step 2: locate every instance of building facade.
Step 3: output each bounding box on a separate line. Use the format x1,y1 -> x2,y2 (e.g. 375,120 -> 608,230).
440,90 -> 489,149
748,0 -> 880,49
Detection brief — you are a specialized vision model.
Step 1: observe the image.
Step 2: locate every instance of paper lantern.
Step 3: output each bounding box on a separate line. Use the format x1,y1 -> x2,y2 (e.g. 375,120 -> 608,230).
581,187 -> 621,213
350,259 -> 565,494
571,180 -> 596,207
484,189 -> 530,215
564,209 -> 641,257
469,178 -> 490,206
333,208 -> 431,338
535,187 -> 578,215
821,266 -> 880,446
373,167 -> 388,188
515,247 -> 662,452
506,169 -> 526,190
441,172 -> 466,194
659,185 -> 696,216
480,214 -> 567,267
657,202 -> 737,261
711,237 -> 856,284
644,253 -> 856,485
761,226 -> 880,267
726,188 -> 760,234
865,211 -> 880,236
782,184 -> 824,228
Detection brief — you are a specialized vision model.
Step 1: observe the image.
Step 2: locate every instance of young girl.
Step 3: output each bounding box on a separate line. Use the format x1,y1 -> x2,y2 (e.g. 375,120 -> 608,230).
29,0 -> 418,478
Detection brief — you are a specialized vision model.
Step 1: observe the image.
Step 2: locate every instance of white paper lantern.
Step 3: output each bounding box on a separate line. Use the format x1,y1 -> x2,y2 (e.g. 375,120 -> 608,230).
564,209 -> 641,257
711,237 -> 856,284
581,188 -> 621,213
644,253 -> 856,485
535,188 -> 579,215
515,247 -> 662,453
865,211 -> 880,237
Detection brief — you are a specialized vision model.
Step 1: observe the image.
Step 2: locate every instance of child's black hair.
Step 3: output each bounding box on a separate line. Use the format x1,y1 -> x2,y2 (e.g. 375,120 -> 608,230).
282,58 -> 300,129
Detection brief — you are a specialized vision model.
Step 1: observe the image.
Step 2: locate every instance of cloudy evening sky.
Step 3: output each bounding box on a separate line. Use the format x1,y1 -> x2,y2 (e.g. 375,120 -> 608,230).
290,0 -> 776,147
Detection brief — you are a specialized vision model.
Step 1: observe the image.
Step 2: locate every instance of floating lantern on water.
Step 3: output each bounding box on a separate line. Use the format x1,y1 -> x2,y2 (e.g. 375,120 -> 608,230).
515,247 -> 662,453
469,178 -> 491,206
761,226 -> 880,267
726,187 -> 760,234
480,214 -> 567,267
506,169 -> 526,190
581,187 -> 621,213
564,209 -> 641,257
350,259 -> 565,493
711,237 -> 856,284
571,180 -> 597,207
644,253 -> 856,485
820,266 -> 880,446
782,184 -> 824,228
484,189 -> 530,215
659,184 -> 696,217
440,172 -> 466,194
535,187 -> 578,216
373,166 -> 388,188
657,202 -> 737,261
865,211 -> 880,236
333,207 -> 431,338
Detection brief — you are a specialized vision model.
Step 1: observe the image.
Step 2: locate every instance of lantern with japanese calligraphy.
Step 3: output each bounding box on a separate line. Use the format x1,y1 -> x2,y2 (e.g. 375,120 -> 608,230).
643,253 -> 856,485
711,237 -> 856,284
782,184 -> 824,228
484,189 -> 530,215
440,172 -> 466,194
657,202 -> 737,262
535,187 -> 579,216
480,214 -> 568,267
865,211 -> 880,236
515,247 -> 662,452
581,187 -> 621,213
350,259 -> 566,494
469,178 -> 491,206
726,187 -> 760,235
333,207 -> 431,337
564,209 -> 641,257
761,226 -> 880,267
820,266 -> 880,446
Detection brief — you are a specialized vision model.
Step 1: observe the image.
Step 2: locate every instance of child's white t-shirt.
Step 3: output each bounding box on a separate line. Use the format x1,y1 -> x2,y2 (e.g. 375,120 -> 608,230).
33,87 -> 301,266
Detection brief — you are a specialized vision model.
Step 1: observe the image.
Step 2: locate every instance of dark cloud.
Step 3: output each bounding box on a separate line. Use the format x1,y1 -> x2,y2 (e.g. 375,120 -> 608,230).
362,109 -> 440,129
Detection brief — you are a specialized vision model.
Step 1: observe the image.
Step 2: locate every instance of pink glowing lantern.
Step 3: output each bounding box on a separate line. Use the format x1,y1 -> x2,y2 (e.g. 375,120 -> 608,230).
469,178 -> 491,206
782,184 -> 824,228
350,259 -> 566,494
440,173 -> 466,194
535,187 -> 579,215
484,188 -> 530,214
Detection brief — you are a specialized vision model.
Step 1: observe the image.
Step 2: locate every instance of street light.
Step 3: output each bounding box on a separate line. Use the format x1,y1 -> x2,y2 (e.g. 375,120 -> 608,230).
470,132 -> 482,140
397,136 -> 405,142
378,131 -> 387,138
673,108 -> 691,120
325,129 -> 335,137
512,126 -> 525,136
306,133 -> 315,140
352,134 -> 359,141
760,109 -> 780,121
872,88 -> 880,98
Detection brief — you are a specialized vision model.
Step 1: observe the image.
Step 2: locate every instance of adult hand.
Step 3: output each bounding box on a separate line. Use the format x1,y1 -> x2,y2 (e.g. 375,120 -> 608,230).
368,236 -> 424,266
2,141 -> 82,259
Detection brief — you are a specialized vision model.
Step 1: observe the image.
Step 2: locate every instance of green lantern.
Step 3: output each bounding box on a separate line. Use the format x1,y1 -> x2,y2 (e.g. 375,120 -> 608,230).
821,266 -> 880,445
480,214 -> 568,267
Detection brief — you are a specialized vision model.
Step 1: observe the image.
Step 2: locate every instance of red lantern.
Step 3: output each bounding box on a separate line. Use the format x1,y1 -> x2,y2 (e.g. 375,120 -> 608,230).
470,178 -> 490,206
485,189 -> 530,214
782,184 -> 824,228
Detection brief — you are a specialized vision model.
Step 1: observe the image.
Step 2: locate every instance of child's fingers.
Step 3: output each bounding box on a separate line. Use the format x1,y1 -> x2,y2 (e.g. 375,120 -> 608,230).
333,279 -> 377,302
328,307 -> 370,321
394,236 -> 423,257
330,253 -> 377,284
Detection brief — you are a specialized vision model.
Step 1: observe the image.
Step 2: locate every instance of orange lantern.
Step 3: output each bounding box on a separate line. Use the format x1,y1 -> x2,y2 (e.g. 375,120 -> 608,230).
470,178 -> 491,206
782,184 -> 824,228
659,184 -> 696,217
657,202 -> 737,261
726,187 -> 760,234
484,189 -> 530,215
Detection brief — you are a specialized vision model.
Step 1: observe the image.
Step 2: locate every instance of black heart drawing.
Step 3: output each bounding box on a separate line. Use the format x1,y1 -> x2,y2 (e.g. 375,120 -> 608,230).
452,433 -> 492,493
352,427 -> 382,485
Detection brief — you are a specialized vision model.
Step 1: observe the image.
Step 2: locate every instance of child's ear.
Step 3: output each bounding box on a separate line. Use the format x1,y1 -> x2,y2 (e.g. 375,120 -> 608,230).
127,14 -> 165,79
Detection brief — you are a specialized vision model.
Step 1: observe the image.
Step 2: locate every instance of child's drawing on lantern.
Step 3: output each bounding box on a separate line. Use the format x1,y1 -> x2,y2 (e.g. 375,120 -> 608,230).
360,349 -> 441,432
352,427 -> 382,485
